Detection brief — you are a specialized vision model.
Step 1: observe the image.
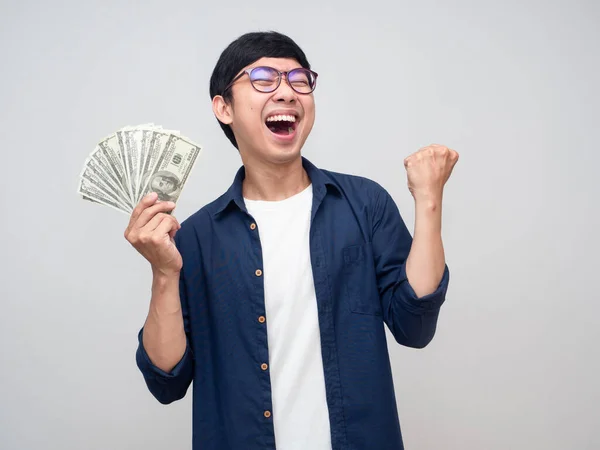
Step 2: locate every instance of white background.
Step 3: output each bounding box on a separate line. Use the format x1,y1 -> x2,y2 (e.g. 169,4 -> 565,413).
1,0 -> 599,449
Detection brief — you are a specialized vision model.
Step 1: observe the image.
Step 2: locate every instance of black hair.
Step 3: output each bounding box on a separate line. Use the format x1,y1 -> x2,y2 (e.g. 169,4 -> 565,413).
209,31 -> 311,149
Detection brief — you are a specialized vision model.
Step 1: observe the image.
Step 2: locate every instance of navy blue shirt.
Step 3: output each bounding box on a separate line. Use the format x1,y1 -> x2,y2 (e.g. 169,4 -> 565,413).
136,157 -> 450,450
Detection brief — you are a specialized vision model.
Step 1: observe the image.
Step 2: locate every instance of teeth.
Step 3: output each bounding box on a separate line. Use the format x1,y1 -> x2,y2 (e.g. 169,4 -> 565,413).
266,114 -> 296,123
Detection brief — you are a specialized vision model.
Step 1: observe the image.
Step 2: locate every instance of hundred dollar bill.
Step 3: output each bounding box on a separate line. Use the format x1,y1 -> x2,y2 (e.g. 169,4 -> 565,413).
78,169 -> 131,214
97,137 -> 129,198
115,128 -> 138,202
139,134 -> 202,203
119,128 -> 142,203
90,146 -> 130,204
134,128 -> 156,204
124,124 -> 159,201
138,130 -> 172,204
82,155 -> 134,210
100,132 -> 131,195
81,192 -> 130,215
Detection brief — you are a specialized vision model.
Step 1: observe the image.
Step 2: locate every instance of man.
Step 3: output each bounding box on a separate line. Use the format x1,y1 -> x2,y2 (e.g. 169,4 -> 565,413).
126,31 -> 458,450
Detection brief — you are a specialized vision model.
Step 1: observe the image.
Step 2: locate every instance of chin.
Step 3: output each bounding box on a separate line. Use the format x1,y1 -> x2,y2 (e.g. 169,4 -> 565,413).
261,128 -> 307,163
263,145 -> 302,165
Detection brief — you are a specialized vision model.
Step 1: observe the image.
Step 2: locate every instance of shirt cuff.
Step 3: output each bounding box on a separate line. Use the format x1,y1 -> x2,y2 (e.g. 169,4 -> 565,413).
135,328 -> 192,383
397,264 -> 450,314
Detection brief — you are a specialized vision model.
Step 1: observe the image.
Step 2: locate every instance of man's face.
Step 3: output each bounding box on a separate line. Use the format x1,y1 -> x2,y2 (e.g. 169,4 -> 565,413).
152,176 -> 175,193
225,57 -> 316,164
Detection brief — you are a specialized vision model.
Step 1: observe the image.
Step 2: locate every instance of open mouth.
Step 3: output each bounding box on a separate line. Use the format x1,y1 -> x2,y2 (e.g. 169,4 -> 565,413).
265,114 -> 297,136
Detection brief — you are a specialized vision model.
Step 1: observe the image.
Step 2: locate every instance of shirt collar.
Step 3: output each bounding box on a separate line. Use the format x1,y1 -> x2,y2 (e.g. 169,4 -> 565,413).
213,156 -> 341,217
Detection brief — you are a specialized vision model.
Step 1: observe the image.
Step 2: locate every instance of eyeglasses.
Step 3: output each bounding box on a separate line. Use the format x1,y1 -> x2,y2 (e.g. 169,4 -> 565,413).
222,66 -> 318,95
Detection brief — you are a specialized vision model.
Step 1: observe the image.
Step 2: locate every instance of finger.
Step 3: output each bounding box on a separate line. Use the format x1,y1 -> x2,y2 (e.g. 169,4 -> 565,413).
128,192 -> 158,230
142,212 -> 170,232
135,200 -> 176,229
447,154 -> 459,178
155,215 -> 179,237
449,150 -> 459,166
146,213 -> 180,233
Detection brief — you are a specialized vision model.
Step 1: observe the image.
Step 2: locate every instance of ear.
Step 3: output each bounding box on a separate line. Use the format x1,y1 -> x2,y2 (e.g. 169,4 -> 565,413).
212,95 -> 233,125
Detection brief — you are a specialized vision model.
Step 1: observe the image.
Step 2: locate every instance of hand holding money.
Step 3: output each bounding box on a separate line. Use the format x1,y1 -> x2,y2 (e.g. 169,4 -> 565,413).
78,123 -> 202,214
124,193 -> 182,276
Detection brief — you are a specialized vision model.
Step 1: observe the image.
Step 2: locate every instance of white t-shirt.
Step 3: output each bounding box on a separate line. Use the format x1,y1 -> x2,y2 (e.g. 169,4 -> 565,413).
245,184 -> 332,450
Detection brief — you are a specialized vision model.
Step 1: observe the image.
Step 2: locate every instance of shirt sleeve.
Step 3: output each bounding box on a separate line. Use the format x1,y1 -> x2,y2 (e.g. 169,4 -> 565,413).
371,185 -> 450,348
135,326 -> 194,405
134,235 -> 194,404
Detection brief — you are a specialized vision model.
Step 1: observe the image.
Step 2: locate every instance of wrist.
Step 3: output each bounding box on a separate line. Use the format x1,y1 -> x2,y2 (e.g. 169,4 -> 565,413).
152,265 -> 180,281
149,271 -> 181,317
413,194 -> 443,236
414,195 -> 442,214
412,188 -> 443,206
151,269 -> 180,294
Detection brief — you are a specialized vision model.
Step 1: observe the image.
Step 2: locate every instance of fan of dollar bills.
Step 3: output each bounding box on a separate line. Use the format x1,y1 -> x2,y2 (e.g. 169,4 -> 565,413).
78,123 -> 202,215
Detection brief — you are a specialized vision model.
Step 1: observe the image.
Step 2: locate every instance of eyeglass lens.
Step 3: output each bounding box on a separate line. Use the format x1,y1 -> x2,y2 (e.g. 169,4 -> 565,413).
249,67 -> 316,93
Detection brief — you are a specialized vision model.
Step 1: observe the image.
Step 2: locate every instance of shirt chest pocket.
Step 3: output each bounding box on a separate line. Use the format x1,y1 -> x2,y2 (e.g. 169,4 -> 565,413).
342,244 -> 382,316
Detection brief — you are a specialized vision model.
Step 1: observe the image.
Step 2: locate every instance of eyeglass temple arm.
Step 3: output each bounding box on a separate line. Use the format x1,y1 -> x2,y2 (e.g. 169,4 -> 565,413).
221,71 -> 249,96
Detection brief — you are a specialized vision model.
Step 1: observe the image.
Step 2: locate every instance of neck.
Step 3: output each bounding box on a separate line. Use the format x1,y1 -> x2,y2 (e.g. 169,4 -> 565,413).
241,154 -> 310,201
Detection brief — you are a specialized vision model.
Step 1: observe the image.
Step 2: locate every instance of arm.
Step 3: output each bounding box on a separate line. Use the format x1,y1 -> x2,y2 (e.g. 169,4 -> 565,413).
404,144 -> 458,297
126,193 -> 194,404
405,196 -> 446,297
141,271 -> 187,374
374,144 -> 458,348
372,188 -> 449,349
135,266 -> 194,405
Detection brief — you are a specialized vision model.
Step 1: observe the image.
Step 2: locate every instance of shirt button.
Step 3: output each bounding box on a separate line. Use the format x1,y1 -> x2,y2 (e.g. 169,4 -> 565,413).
261,363 -> 268,371
250,223 -> 257,230
264,411 -> 271,418
255,269 -> 263,277
258,316 -> 266,323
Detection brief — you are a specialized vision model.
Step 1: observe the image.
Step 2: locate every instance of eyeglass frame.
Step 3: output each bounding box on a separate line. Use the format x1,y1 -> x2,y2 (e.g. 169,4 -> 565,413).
221,66 -> 319,96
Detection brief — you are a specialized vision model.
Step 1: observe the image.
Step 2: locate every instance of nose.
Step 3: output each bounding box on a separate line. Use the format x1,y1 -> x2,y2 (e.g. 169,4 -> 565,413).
273,76 -> 296,103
